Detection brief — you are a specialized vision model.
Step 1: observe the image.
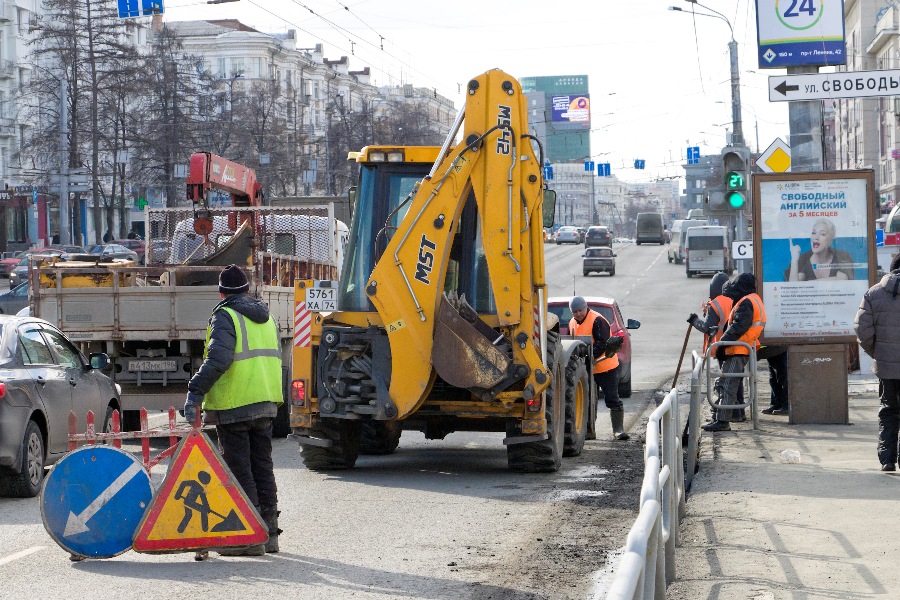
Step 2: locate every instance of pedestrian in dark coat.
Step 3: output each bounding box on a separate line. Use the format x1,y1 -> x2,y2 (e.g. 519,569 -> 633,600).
855,253 -> 900,471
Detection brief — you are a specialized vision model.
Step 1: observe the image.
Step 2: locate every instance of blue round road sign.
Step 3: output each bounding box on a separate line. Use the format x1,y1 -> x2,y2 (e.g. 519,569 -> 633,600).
41,446 -> 152,558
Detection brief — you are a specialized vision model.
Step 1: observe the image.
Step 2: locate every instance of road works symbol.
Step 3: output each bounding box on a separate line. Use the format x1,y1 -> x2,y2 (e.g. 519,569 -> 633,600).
132,430 -> 267,553
41,445 -> 153,559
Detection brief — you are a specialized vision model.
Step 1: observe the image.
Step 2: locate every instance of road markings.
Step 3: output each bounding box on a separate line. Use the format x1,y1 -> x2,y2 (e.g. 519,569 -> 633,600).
0,546 -> 45,566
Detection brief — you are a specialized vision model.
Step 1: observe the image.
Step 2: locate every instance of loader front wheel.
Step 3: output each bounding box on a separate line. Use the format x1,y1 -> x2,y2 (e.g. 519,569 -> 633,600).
300,419 -> 361,470
507,332 -> 564,472
563,355 -> 590,457
360,420 -> 402,455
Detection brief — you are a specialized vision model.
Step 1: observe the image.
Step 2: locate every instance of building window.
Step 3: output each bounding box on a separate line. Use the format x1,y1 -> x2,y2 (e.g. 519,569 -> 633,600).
248,57 -> 261,78
217,58 -> 226,78
231,58 -> 244,77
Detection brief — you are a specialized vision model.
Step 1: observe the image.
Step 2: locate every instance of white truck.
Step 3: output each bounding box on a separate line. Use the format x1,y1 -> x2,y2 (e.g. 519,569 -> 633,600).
30,205 -> 345,435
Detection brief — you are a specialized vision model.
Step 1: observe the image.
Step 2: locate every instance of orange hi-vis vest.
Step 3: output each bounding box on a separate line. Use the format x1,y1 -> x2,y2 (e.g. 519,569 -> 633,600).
702,294 -> 734,353
570,309 -> 620,374
725,293 -> 766,356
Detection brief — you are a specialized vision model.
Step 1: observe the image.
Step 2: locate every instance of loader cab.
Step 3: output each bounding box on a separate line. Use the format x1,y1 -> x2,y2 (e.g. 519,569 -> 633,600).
340,146 -> 497,315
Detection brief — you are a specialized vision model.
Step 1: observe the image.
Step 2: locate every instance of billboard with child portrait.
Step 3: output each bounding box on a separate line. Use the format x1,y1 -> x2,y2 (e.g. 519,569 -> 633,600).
752,170 -> 876,344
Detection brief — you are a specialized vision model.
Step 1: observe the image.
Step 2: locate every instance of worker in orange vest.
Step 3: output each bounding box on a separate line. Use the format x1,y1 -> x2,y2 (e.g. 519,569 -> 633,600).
687,271 -> 732,354
702,273 -> 767,432
569,296 -> 629,440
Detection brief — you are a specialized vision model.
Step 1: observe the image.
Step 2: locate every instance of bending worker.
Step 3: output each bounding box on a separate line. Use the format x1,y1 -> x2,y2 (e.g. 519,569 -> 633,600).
702,273 -> 767,432
569,296 -> 629,440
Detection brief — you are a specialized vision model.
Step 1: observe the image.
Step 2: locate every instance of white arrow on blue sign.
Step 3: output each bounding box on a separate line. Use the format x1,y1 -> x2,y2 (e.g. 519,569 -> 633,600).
41,445 -> 152,559
118,0 -> 163,19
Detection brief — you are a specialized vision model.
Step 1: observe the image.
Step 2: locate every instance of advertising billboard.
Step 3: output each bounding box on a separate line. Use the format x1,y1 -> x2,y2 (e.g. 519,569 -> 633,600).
752,171 -> 876,345
551,94 -> 590,126
756,0 -> 846,69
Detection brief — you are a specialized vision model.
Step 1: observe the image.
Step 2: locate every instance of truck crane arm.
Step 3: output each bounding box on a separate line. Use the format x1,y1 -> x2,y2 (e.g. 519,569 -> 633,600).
186,152 -> 263,208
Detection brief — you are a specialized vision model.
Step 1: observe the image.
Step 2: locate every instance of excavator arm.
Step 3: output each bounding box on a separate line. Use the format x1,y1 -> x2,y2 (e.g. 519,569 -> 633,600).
366,69 -> 549,419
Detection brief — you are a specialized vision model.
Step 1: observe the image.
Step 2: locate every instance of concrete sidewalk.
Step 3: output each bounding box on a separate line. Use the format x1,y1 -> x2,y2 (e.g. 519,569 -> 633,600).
666,378 -> 900,600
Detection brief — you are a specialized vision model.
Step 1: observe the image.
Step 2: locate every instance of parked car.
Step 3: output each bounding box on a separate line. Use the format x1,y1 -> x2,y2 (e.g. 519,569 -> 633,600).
86,244 -> 139,262
554,226 -> 580,244
583,247 -> 616,276
148,239 -> 171,264
584,225 -> 612,247
548,296 -> 641,397
0,282 -> 28,315
0,251 -> 23,278
9,253 -> 65,288
45,244 -> 86,255
0,315 -> 118,497
113,239 -> 146,264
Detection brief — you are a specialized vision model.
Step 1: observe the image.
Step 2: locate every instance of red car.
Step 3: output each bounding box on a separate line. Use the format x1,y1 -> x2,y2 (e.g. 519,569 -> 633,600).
0,252 -> 23,278
547,296 -> 640,397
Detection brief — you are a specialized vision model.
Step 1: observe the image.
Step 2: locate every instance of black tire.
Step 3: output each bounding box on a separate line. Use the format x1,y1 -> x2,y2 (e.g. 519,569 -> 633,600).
583,271 -> 590,277
636,241 -> 641,246
121,410 -> 141,432
508,332 -> 564,472
102,406 -> 115,433
686,269 -> 692,278
563,354 -> 590,457
300,418 -> 361,470
618,363 -> 632,398
272,366 -> 292,438
0,421 -> 44,498
609,269 -> 615,276
360,420 -> 402,455
668,255 -> 672,263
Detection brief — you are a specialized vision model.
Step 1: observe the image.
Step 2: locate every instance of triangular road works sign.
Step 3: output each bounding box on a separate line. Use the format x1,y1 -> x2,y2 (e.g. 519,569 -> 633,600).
132,430 -> 268,553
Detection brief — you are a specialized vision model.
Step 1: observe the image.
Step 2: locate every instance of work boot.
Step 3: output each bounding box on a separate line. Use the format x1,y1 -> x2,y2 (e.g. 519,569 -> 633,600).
701,420 -> 731,432
261,505 -> 282,554
610,409 -> 630,440
216,544 -> 266,557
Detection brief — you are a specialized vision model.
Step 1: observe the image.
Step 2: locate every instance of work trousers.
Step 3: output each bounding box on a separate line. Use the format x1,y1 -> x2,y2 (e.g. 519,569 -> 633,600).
877,379 -> 900,467
768,352 -> 789,409
593,367 -> 622,411
216,417 -> 278,509
714,355 -> 747,423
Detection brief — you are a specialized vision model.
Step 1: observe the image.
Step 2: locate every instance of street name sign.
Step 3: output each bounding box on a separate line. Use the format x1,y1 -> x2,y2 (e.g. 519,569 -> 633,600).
769,68 -> 900,102
41,445 -> 152,559
132,430 -> 267,553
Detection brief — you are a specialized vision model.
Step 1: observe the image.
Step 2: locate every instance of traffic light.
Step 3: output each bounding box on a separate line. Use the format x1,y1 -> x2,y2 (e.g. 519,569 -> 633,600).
722,147 -> 750,210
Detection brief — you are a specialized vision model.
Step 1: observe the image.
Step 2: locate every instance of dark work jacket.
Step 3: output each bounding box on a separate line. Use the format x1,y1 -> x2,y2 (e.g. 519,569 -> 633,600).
188,293 -> 279,424
574,312 -> 611,359
720,273 -> 758,345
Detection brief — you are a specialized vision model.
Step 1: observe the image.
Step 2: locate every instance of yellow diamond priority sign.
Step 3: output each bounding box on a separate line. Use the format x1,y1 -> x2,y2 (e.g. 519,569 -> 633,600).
132,430 -> 268,553
756,138 -> 791,173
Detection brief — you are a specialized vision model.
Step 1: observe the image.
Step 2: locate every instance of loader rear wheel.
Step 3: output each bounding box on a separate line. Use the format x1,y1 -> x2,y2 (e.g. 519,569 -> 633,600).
300,419 -> 361,470
507,332 -> 564,472
563,355 -> 590,457
360,420 -> 402,455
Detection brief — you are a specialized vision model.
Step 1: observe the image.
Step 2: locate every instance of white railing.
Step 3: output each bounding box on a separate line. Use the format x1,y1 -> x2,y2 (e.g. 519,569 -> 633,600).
608,341 -> 759,598
606,387 -> 685,599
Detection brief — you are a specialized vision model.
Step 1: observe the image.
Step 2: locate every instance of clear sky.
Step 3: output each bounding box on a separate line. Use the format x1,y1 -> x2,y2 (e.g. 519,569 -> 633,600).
164,0 -> 791,184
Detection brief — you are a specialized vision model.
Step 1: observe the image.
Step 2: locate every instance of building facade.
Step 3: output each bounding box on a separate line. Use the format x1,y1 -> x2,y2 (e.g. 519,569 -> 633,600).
521,75 -> 591,164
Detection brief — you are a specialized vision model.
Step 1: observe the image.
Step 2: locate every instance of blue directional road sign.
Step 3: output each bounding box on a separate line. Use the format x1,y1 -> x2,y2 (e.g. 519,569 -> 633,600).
118,0 -> 163,19
875,228 -> 884,247
543,162 -> 553,181
687,146 -> 700,165
41,446 -> 152,559
584,161 -> 594,172
597,163 -> 611,177
634,159 -> 645,170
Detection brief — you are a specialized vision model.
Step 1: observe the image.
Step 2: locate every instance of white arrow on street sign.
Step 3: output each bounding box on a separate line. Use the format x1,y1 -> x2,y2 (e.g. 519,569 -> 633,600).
732,240 -> 753,260
756,138 -> 791,173
769,68 -> 900,102
63,462 -> 142,536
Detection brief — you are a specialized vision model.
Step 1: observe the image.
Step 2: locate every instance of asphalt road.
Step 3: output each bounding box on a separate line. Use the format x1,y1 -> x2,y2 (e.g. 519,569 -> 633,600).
0,241 -> 715,600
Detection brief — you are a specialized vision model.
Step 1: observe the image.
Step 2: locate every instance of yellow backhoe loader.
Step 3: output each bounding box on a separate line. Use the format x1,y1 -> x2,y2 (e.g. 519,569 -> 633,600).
291,69 -> 597,472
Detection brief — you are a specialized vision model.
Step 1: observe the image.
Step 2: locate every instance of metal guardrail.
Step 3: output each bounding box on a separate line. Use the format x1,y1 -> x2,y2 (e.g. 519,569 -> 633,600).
606,387 -> 686,599
607,341 -> 759,598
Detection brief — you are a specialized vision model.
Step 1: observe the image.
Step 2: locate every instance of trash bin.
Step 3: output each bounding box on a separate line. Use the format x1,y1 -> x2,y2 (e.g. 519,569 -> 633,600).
787,344 -> 848,425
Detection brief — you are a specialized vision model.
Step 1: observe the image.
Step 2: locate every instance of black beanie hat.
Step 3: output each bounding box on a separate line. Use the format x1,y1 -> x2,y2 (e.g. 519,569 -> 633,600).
891,252 -> 900,273
219,264 -> 249,294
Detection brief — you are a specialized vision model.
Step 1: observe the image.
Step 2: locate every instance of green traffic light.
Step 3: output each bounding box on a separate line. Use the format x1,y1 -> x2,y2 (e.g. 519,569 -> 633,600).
726,191 -> 745,208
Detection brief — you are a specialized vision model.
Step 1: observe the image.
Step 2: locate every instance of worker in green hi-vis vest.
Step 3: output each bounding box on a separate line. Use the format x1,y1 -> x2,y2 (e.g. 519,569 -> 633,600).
185,264 -> 284,556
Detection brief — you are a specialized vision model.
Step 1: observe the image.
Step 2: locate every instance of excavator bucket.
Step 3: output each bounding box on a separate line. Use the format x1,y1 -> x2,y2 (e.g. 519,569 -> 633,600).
432,294 -> 510,391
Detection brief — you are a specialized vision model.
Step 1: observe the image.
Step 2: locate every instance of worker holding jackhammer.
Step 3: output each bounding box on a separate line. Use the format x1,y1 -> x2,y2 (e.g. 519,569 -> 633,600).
569,296 -> 629,440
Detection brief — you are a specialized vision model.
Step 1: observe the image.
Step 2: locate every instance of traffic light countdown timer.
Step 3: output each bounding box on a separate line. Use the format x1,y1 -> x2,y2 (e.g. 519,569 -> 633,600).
722,147 -> 750,209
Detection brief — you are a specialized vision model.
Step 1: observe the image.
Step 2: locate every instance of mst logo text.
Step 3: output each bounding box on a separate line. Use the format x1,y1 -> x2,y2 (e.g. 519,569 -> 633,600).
415,234 -> 437,284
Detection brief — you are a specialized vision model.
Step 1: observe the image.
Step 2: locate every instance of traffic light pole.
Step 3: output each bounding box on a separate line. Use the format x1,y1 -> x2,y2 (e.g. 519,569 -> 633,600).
727,38 -> 751,275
